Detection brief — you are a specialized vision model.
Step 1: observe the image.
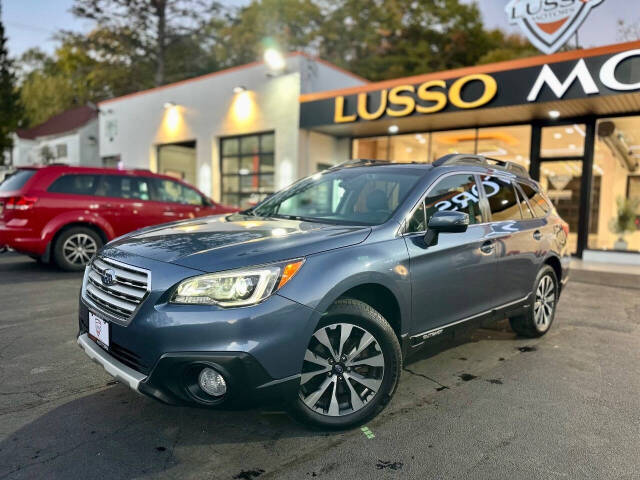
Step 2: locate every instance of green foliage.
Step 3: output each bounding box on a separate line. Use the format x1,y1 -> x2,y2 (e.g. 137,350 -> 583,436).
609,196 -> 640,236
215,0 -> 322,66
0,14 -> 23,153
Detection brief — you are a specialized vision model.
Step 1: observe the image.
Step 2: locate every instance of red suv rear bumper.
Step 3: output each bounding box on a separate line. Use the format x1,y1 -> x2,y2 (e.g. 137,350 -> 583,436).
0,221 -> 47,256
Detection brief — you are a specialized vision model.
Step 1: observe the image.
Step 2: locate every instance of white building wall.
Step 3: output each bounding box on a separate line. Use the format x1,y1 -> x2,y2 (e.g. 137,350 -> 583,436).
98,54 -> 367,200
99,60 -> 303,199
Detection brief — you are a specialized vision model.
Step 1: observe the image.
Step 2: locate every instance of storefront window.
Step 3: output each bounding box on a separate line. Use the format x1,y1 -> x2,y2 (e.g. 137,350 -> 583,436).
352,125 -> 532,167
476,125 -> 531,170
220,132 -> 275,208
352,136 -> 389,160
430,129 -> 477,163
588,116 -> 640,253
540,124 -> 586,158
389,134 -> 429,163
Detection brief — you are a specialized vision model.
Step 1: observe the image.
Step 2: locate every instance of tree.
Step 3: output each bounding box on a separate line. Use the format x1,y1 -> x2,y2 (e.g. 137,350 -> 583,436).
215,0 -> 322,66
0,2 -> 23,161
71,0 -> 223,86
316,0 -> 525,81
477,30 -> 538,65
617,18 -> 640,42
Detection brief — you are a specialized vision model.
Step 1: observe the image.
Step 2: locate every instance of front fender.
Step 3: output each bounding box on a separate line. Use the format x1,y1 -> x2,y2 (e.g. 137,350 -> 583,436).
41,211 -> 115,244
277,236 -> 412,335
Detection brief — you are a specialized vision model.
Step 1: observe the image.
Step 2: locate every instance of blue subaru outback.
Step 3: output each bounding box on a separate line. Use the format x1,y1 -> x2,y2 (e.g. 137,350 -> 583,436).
78,154 -> 570,429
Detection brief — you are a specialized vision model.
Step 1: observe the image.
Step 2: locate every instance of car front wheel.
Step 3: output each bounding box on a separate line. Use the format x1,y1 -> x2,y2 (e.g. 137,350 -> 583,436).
290,299 -> 402,429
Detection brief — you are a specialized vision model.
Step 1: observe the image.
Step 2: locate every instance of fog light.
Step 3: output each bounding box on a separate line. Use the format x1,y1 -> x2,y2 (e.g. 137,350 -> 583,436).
198,368 -> 227,397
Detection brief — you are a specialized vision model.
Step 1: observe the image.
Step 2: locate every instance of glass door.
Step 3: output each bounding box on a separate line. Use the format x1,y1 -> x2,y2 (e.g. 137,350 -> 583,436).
532,121 -> 595,256
539,160 -> 583,254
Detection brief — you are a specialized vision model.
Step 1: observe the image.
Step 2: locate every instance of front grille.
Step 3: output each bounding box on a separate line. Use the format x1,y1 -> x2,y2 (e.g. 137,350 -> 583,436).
83,256 -> 150,324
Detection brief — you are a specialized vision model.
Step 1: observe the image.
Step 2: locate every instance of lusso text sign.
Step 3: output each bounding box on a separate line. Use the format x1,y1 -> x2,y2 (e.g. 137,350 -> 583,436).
299,47 -> 640,129
334,74 -> 498,123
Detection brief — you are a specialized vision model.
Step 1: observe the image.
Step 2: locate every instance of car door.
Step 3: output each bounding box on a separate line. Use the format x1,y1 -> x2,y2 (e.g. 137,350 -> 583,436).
480,174 -> 539,307
96,175 -> 157,236
152,178 -> 207,221
403,173 -> 498,336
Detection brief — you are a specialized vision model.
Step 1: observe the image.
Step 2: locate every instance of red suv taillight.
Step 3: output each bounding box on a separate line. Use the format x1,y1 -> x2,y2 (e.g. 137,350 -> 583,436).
4,196 -> 38,211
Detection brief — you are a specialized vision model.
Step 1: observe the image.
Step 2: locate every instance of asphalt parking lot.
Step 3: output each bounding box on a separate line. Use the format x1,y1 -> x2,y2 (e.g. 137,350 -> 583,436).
0,252 -> 639,480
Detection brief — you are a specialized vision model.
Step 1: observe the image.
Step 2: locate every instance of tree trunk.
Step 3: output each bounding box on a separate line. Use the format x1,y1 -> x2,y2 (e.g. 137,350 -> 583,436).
154,0 -> 166,86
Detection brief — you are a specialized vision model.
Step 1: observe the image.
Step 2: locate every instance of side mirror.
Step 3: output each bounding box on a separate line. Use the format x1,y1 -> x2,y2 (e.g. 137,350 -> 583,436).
424,211 -> 469,246
427,210 -> 469,233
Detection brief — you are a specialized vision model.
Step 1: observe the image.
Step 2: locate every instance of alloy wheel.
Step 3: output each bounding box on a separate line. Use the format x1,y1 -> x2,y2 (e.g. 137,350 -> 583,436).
62,233 -> 97,266
299,323 -> 385,417
534,275 -> 556,332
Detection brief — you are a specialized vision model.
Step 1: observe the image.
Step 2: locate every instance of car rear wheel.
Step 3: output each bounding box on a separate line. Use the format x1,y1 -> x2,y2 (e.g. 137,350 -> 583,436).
289,299 -> 402,429
53,227 -> 102,271
509,265 -> 558,338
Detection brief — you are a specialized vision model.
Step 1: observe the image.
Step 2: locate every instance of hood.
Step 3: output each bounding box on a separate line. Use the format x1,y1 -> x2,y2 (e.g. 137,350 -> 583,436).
104,214 -> 372,272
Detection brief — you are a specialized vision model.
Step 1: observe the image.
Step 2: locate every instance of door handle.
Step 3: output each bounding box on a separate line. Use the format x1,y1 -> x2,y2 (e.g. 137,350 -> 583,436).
480,240 -> 494,254
533,230 -> 542,241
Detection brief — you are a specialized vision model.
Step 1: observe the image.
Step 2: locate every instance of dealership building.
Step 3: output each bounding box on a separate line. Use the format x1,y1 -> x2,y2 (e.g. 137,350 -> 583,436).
98,41 -> 640,260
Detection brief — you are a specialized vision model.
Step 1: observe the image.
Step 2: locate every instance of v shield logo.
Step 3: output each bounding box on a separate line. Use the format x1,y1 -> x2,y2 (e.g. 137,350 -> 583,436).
506,0 -> 606,54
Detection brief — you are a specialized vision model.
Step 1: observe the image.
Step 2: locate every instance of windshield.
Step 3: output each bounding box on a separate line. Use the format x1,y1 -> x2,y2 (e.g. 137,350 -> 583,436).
251,167 -> 424,225
0,169 -> 36,193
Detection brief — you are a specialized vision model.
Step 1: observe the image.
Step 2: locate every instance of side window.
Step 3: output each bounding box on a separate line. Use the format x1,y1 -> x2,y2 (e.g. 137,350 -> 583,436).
99,176 -> 151,200
519,183 -> 549,218
515,185 -> 534,220
406,201 -> 426,233
483,176 -> 522,222
154,179 -> 204,206
47,174 -> 99,195
424,174 -> 483,225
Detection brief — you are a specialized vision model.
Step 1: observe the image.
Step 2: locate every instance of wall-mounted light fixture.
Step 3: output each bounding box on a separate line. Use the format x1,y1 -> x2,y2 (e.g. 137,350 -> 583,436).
233,86 -> 247,94
548,110 -> 561,119
164,101 -> 177,109
264,48 -> 286,73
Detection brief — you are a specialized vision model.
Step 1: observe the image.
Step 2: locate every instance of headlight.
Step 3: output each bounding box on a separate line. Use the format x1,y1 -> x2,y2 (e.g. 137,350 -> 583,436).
171,259 -> 305,307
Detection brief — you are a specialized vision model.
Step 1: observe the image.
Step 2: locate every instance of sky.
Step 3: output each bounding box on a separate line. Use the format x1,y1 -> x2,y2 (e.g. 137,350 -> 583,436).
1,0 -> 637,58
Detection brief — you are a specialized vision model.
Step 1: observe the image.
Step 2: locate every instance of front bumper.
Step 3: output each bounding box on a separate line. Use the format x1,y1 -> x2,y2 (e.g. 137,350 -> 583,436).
77,332 -> 300,406
77,333 -> 146,392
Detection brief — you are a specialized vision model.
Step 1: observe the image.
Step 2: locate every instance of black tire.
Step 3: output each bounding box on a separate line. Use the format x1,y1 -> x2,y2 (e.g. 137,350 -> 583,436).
289,298 -> 402,430
53,226 -> 103,271
509,265 -> 558,338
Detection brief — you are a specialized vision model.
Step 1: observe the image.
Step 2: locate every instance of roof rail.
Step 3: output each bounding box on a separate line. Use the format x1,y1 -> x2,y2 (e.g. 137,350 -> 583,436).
432,154 -> 530,177
328,158 -> 391,169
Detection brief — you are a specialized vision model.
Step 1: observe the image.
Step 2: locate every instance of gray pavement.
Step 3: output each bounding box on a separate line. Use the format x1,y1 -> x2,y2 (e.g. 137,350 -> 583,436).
0,252 -> 639,479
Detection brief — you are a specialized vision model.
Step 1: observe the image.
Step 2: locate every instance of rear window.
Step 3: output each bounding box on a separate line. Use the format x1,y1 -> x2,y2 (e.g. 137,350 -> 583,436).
48,174 -> 100,195
0,169 -> 36,192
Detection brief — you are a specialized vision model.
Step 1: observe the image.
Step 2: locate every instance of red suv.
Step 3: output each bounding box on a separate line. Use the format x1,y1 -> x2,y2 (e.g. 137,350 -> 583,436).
0,165 -> 237,270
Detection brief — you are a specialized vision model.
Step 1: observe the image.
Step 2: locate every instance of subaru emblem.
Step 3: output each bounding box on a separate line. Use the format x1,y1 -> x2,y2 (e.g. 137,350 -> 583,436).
102,269 -> 116,286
